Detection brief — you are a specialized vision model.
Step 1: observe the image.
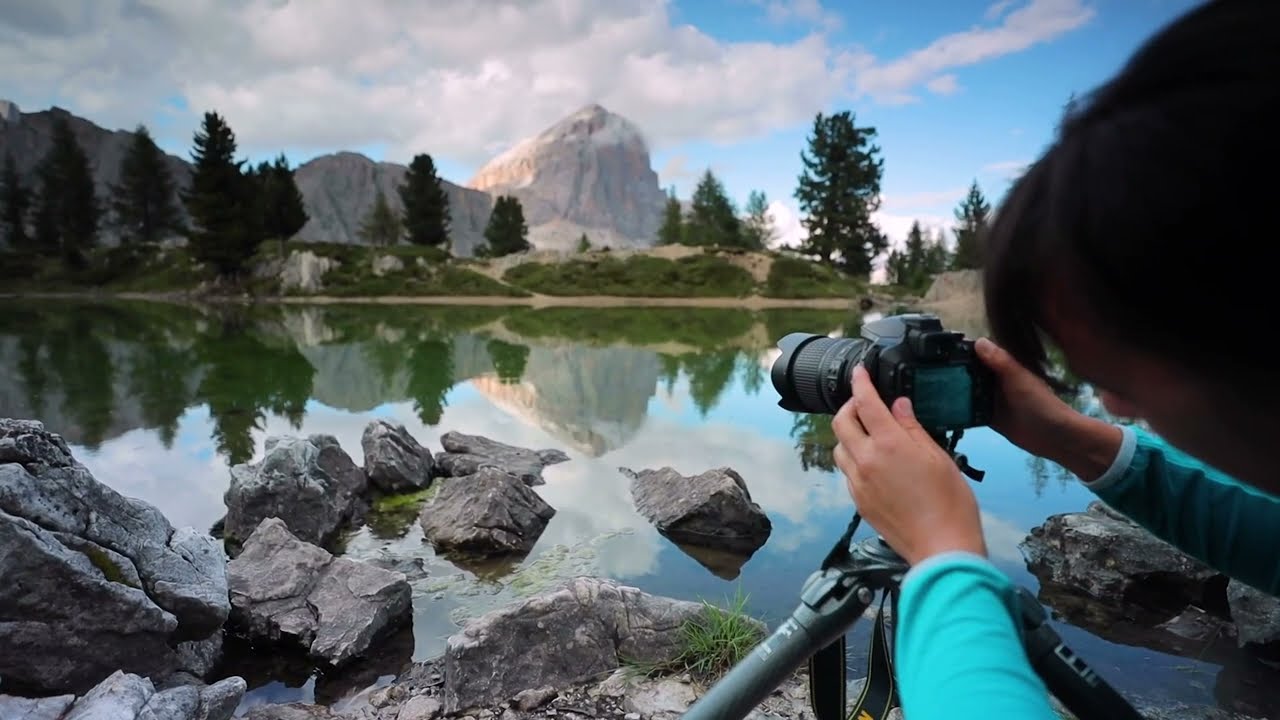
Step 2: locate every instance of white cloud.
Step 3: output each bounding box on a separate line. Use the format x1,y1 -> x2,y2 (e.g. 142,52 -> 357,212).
849,0 -> 1095,105
925,74 -> 961,96
0,0 -> 1094,169
983,159 -> 1031,179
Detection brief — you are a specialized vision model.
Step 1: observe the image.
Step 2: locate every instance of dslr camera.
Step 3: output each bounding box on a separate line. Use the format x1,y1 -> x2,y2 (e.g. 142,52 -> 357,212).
770,313 -> 994,432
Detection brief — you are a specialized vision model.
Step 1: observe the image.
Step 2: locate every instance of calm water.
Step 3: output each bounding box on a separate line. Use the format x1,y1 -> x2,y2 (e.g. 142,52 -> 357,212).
0,299 -> 1243,713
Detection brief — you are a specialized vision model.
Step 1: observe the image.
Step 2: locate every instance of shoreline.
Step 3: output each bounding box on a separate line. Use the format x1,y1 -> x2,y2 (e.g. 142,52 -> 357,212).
0,290 -> 899,310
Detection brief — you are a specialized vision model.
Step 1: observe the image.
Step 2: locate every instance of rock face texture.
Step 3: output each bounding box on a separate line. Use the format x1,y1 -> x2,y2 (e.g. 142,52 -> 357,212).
291,152 -> 493,256
466,104 -> 666,251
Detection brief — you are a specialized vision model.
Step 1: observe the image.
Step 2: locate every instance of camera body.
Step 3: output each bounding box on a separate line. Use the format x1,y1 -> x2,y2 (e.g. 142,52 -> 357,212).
770,313 -> 995,432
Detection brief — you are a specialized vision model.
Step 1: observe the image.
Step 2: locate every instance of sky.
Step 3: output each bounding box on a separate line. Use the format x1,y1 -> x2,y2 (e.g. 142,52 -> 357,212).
0,0 -> 1203,252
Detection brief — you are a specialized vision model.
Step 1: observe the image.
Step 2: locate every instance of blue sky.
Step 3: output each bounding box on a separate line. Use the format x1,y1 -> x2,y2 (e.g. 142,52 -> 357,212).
1,0 -> 1203,249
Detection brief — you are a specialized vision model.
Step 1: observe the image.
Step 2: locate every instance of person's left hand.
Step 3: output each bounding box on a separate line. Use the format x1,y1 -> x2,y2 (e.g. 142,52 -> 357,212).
831,365 -> 987,566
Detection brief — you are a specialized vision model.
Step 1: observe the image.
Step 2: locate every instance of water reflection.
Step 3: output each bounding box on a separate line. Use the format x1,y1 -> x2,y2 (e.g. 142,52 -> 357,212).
0,299 -> 1254,713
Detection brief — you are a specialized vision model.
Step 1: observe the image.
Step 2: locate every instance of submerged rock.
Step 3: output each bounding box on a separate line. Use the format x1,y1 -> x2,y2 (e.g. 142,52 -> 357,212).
623,465 -> 772,555
418,467 -> 555,558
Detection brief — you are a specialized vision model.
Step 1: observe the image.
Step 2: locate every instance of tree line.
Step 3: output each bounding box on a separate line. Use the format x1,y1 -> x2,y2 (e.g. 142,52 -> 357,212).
1,109 -> 536,281
0,111 -> 309,278
654,110 -> 993,290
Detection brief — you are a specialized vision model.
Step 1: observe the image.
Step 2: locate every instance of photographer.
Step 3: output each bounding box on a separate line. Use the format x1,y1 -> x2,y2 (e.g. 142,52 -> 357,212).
830,1 -> 1280,718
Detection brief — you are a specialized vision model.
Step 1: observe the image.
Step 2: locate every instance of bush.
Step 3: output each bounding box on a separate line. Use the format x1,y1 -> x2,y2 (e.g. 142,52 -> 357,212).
763,255 -> 863,299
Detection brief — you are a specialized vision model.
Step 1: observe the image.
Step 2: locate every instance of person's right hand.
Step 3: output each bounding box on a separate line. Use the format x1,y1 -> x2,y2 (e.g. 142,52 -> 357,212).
974,337 -> 1081,460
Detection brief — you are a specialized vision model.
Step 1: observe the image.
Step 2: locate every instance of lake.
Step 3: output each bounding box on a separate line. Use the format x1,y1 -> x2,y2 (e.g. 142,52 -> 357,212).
0,299 -> 1245,715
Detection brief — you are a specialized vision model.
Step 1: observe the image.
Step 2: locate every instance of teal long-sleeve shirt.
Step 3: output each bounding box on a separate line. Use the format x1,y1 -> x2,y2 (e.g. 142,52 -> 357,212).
892,424 -> 1280,719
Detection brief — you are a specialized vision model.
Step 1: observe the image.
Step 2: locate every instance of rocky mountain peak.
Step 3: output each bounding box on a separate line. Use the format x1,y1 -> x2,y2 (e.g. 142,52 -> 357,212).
466,103 -> 664,250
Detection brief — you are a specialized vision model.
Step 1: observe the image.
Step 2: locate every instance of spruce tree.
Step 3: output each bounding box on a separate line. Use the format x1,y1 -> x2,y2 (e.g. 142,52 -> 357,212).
482,195 -> 531,257
656,187 -> 684,245
687,169 -> 741,247
181,111 -> 258,278
1,152 -> 29,250
951,180 -> 990,270
576,233 -> 590,252
886,220 -> 932,291
357,188 -> 402,246
742,189 -> 775,250
794,110 -> 888,277
36,115 -> 100,268
257,154 -> 307,241
399,153 -> 450,248
110,124 -> 182,246
925,227 -> 951,275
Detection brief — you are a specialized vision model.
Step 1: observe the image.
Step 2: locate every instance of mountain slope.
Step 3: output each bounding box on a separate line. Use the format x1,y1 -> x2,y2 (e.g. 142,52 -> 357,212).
467,103 -> 665,251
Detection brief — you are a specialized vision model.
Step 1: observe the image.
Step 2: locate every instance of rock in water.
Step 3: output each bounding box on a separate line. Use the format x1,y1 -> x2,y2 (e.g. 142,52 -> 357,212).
223,434 -> 367,548
623,465 -> 772,555
435,430 -> 568,487
362,419 -> 435,492
0,418 -> 229,695
0,671 -> 246,720
418,467 -> 555,557
226,517 -> 412,668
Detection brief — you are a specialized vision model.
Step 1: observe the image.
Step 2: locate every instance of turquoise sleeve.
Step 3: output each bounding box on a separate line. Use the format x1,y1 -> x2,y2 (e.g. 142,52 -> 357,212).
894,552 -> 1058,719
1087,424 -> 1280,594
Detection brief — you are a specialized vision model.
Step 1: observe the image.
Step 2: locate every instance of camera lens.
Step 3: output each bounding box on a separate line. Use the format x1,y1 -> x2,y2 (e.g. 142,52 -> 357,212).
771,333 -> 866,414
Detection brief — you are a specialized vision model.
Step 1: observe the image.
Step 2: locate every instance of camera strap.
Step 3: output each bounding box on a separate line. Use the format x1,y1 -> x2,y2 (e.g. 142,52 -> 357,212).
807,513 -> 902,720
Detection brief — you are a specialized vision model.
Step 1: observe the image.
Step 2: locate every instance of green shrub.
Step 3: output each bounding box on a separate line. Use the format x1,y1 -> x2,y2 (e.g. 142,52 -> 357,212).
503,255 -> 755,297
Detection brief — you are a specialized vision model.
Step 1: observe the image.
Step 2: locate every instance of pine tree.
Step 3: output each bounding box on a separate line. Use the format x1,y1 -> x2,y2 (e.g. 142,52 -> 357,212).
925,227 -> 950,276
181,111 -> 259,278
656,187 -> 684,245
110,124 -> 182,246
576,233 -> 590,252
257,154 -> 307,242
357,188 -> 402,246
483,195 -> 531,257
886,221 -> 933,291
686,169 -> 741,247
794,111 -> 888,278
33,115 -> 101,268
742,189 -> 775,250
399,153 -> 450,248
951,180 -> 990,270
1,152 -> 29,250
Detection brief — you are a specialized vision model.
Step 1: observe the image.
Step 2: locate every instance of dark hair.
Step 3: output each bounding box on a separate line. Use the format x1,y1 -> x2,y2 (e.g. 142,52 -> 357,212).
983,0 -> 1280,386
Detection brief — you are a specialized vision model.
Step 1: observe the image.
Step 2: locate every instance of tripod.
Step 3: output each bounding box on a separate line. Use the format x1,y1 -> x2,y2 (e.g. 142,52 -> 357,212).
681,433 -> 1147,720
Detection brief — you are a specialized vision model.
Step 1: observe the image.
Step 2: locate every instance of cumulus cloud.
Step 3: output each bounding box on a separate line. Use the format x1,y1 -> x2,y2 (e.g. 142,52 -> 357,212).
1,0 -> 1093,168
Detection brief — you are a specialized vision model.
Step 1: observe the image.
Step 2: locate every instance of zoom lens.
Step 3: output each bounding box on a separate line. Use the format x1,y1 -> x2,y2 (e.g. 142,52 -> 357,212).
771,333 -> 870,414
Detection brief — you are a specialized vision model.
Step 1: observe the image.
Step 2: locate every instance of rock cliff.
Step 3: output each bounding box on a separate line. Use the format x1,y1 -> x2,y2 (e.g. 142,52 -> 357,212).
467,104 -> 666,251
292,152 -> 493,256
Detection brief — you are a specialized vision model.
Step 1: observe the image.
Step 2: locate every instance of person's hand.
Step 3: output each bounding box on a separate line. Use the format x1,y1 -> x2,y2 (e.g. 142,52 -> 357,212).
975,337 -> 1124,482
974,337 -> 1080,460
831,365 -> 986,566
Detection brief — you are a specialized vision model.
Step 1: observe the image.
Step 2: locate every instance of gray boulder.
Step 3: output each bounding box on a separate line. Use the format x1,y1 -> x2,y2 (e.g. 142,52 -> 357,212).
418,467 -> 555,557
361,420 -> 434,493
623,466 -> 772,554
226,517 -> 412,668
223,434 -> 367,548
0,670 -> 246,720
435,431 -> 568,487
0,419 -> 228,695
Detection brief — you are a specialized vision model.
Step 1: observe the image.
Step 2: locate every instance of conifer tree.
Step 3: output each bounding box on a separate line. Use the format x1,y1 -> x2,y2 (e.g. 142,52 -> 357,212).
181,111 -> 258,278
951,180 -> 990,270
742,189 -> 775,250
399,153 -> 450,248
482,195 -> 531,257
686,169 -> 741,247
256,154 -> 307,242
34,114 -> 100,267
1,152 -> 29,250
656,187 -> 684,245
576,233 -> 590,252
110,124 -> 182,246
358,188 -> 402,246
794,110 -> 887,277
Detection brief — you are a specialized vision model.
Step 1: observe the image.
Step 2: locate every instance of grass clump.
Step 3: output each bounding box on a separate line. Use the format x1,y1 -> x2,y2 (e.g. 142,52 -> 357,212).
502,254 -> 756,297
624,587 -> 765,681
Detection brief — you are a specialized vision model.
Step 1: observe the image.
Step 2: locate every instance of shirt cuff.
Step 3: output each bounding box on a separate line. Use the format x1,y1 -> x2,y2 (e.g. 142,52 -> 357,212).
1081,423 -> 1137,491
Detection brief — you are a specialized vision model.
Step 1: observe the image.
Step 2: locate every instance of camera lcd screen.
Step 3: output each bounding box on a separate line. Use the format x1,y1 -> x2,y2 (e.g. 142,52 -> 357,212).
911,365 -> 972,429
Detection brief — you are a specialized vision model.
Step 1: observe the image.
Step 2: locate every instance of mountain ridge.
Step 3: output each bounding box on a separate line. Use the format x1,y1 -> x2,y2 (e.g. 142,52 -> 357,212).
0,101 -> 665,255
